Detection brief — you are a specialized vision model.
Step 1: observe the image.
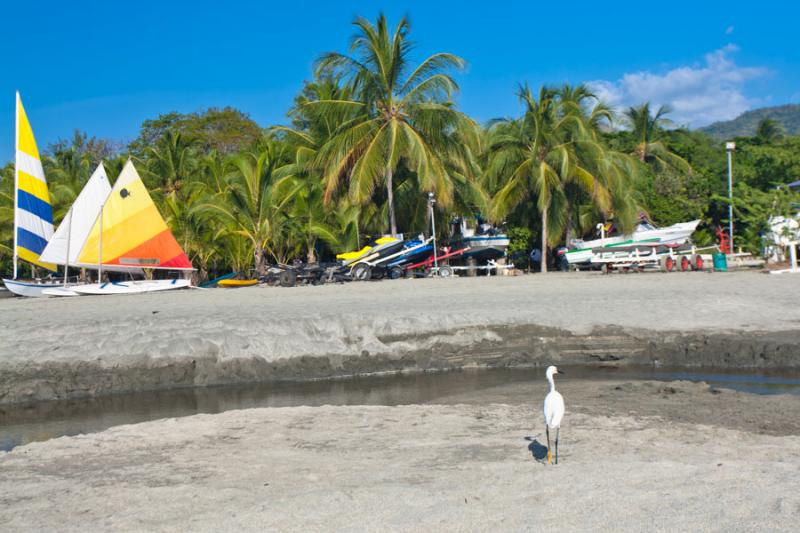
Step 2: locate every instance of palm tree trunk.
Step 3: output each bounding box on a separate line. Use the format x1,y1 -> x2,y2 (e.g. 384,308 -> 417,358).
565,203 -> 574,246
386,166 -> 397,237
254,244 -> 266,276
307,240 -> 317,263
541,206 -> 548,273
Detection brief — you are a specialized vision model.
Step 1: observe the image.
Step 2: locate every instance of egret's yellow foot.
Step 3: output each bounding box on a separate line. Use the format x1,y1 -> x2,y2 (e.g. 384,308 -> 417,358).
547,451 -> 552,464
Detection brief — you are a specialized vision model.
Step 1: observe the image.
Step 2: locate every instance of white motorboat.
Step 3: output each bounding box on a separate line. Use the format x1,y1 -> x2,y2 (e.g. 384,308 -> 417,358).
565,220 -> 700,265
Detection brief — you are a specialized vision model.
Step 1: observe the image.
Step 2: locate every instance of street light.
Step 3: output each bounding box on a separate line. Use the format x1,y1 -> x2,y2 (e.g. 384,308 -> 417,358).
427,192 -> 438,272
726,141 -> 736,253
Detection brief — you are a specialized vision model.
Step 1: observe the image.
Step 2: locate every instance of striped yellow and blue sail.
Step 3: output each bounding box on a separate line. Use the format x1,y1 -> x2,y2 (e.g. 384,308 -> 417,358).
15,93 -> 55,271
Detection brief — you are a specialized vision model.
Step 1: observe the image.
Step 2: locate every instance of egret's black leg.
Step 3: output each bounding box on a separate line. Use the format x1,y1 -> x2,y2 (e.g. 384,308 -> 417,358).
555,428 -> 560,465
546,426 -> 552,464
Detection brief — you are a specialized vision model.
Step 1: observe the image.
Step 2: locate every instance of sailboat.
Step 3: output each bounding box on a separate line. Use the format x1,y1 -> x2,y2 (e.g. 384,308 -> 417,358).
38,163 -> 113,296
67,159 -> 193,295
2,92 -> 60,297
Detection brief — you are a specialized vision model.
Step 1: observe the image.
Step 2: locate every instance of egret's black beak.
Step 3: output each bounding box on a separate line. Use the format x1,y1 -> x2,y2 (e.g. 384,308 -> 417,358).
557,370 -> 565,375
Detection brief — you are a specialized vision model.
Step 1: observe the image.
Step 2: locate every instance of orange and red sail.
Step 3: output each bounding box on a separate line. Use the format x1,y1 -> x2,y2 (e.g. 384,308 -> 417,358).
76,160 -> 192,270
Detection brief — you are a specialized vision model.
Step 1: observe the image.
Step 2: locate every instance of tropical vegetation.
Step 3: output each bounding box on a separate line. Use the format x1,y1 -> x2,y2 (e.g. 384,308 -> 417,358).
2,13 -> 799,278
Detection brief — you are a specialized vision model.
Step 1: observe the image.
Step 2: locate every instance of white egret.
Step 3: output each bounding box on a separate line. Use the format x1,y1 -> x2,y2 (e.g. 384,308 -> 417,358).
543,365 -> 565,464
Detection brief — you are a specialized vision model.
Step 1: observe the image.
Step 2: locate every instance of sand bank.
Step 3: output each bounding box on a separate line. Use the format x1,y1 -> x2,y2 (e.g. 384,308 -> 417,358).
1,379 -> 799,531
2,272 -> 799,404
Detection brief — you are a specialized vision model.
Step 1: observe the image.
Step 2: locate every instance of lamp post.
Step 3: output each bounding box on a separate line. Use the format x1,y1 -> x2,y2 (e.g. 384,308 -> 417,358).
726,141 -> 736,253
427,192 -> 438,273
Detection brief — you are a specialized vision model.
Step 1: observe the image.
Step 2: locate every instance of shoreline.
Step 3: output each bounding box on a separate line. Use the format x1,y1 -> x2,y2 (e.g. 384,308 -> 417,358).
2,272 -> 799,405
3,369 -> 800,453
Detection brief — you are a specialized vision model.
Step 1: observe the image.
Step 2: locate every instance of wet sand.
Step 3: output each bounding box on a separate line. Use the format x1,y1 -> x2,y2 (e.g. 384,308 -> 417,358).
2,271 -> 800,404
1,379 -> 799,531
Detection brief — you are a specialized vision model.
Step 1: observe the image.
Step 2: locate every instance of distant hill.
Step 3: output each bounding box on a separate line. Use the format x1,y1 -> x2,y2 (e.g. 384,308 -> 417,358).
700,104 -> 800,140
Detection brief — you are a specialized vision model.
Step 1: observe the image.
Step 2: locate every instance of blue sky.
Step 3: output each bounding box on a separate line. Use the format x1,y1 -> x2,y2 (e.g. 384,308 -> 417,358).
2,0 -> 798,161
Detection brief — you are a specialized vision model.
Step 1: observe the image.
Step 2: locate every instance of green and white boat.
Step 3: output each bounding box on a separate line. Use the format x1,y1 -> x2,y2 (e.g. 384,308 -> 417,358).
565,219 -> 700,265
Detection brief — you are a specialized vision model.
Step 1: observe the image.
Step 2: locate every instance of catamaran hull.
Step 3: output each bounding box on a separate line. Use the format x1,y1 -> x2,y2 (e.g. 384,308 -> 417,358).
2,279 -> 65,298
566,220 -> 700,265
41,287 -> 82,297
71,279 -> 191,295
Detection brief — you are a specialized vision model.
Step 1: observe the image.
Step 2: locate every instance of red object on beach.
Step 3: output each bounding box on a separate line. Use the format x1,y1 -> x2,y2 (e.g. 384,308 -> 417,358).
716,226 -> 731,254
404,246 -> 469,271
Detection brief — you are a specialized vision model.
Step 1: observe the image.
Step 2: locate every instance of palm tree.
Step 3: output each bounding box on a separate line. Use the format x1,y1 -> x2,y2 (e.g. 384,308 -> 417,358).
312,13 -> 473,237
623,103 -> 690,173
0,164 -> 14,260
194,140 -> 294,274
161,181 -> 220,283
755,118 -> 784,143
141,130 -> 199,198
487,84 -> 633,272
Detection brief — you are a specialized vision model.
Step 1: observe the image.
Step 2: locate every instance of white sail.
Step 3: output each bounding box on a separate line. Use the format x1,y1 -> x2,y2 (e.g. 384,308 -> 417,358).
39,163 -> 112,265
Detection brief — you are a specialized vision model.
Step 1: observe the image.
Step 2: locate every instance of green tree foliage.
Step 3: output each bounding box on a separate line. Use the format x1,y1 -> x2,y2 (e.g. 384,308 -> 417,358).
486,84 -> 639,272
311,13 -> 475,237
129,108 -> 263,156
4,13 -> 800,278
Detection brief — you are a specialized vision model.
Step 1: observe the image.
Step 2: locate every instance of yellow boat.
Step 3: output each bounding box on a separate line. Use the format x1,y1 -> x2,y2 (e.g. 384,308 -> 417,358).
217,279 -> 259,288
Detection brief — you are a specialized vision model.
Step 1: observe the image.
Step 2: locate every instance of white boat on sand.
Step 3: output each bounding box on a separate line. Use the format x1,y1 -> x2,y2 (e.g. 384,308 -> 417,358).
63,160 -> 194,296
70,279 -> 191,295
565,220 -> 700,265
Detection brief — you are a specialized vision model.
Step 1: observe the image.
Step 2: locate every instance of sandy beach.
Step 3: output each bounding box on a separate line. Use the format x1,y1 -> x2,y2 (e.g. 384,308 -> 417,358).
2,377 -> 799,531
2,273 -> 800,530
1,271 -> 800,404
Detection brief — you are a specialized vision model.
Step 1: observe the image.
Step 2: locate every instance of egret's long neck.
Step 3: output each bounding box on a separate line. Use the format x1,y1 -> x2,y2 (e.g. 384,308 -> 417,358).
547,374 -> 556,392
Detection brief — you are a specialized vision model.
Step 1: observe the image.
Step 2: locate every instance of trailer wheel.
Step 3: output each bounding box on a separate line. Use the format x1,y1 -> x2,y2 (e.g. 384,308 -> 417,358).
659,256 -> 675,272
692,254 -> 704,271
558,256 -> 570,272
680,256 -> 690,272
389,267 -> 404,280
438,265 -> 454,278
352,263 -> 372,281
279,270 -> 297,287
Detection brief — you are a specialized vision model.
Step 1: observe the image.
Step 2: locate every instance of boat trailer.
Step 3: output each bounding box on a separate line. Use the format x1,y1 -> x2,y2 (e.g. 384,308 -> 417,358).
591,244 -> 719,274
403,246 -> 469,278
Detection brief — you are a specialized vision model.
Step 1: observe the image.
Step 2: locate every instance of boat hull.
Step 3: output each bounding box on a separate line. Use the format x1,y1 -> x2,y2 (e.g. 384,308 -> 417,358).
71,279 -> 191,295
2,279 -> 65,298
218,279 -> 258,288
566,220 -> 700,265
386,244 -> 433,268
451,236 -> 510,261
41,287 -> 82,297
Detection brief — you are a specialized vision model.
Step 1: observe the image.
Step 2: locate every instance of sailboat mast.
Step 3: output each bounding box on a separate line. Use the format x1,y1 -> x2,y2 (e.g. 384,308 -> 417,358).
63,208 -> 73,288
12,92 -> 19,279
98,202 -> 103,282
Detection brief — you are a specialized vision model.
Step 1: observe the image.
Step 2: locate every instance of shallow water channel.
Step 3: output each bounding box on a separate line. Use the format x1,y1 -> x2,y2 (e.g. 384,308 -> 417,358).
2,365 -> 799,452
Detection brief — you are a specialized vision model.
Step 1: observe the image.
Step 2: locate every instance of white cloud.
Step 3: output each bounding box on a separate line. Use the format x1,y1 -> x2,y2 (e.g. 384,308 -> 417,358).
588,45 -> 769,128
